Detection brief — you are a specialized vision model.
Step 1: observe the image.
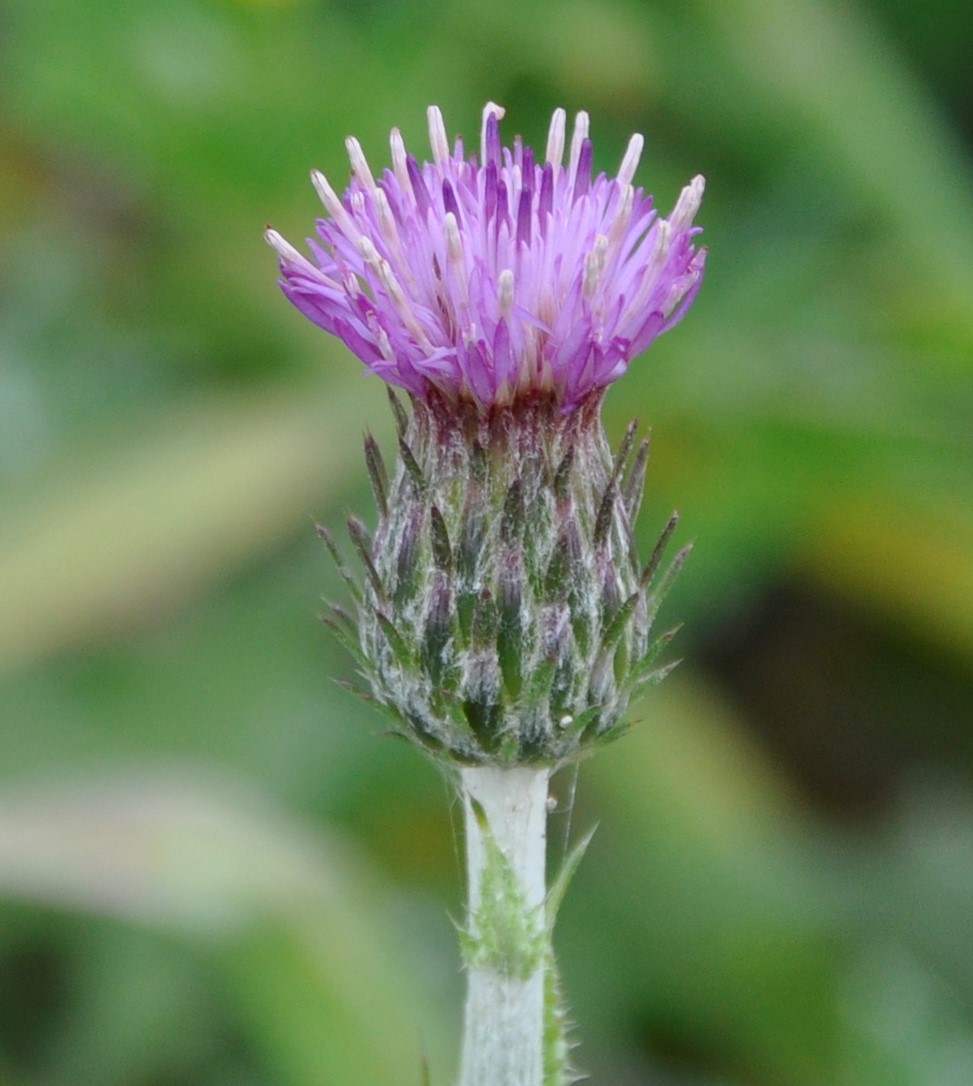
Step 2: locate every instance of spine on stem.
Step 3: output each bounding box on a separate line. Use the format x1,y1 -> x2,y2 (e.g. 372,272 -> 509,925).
458,766 -> 550,1086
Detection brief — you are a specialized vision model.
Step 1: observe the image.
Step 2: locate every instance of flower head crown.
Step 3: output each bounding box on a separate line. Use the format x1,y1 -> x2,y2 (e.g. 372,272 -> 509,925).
267,103 -> 705,412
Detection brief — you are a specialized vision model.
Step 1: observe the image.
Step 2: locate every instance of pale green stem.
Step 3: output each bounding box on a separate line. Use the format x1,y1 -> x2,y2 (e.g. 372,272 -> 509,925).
458,765 -> 550,1086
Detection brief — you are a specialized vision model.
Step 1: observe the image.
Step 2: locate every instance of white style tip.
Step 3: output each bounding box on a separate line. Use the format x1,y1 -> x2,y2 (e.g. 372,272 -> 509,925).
545,108 -> 567,170
444,211 -> 463,259
264,228 -> 300,262
617,133 -> 644,189
671,175 -> 706,230
311,169 -> 341,215
427,105 -> 450,166
264,228 -> 317,274
498,268 -> 515,318
390,127 -> 410,189
480,101 -> 507,164
482,100 -> 506,123
568,111 -> 590,172
345,137 -> 376,191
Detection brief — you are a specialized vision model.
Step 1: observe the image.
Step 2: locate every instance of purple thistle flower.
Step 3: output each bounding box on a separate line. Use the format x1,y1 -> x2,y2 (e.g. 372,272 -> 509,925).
267,103 -> 706,412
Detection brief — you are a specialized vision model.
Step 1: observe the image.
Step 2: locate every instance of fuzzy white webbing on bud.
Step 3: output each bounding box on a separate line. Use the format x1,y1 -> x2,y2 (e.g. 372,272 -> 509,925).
458,766 -> 551,1086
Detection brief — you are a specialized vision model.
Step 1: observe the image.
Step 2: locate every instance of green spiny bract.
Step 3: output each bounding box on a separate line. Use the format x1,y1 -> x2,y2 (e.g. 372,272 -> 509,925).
323,389 -> 688,767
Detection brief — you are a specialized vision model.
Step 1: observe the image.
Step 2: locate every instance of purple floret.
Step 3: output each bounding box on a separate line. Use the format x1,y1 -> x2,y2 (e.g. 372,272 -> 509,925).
267,103 -> 706,412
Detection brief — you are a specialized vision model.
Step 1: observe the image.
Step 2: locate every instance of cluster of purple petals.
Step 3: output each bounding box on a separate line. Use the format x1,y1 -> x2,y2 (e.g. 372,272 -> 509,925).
268,104 -> 706,412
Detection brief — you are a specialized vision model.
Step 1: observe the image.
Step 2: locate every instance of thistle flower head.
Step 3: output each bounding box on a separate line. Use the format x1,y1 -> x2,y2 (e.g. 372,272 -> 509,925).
277,106 -> 707,766
267,103 -> 705,412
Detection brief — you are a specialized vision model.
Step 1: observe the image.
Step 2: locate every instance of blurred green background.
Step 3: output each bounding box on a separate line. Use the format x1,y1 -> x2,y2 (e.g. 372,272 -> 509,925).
1,0 -> 972,1083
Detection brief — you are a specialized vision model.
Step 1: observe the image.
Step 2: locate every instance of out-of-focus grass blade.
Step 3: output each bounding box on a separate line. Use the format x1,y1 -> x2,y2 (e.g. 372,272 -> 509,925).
705,0 -> 973,315
0,766 -> 450,1086
0,381 -> 390,681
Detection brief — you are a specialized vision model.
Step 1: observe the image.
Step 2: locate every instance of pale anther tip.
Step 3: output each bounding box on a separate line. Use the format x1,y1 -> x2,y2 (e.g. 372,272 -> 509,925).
358,236 -> 380,260
264,229 -> 303,264
427,105 -> 450,163
498,268 -> 515,312
310,167 -> 330,190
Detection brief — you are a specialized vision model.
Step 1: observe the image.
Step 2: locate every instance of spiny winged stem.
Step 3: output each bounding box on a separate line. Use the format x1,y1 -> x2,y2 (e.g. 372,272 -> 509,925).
459,766 -> 550,1086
